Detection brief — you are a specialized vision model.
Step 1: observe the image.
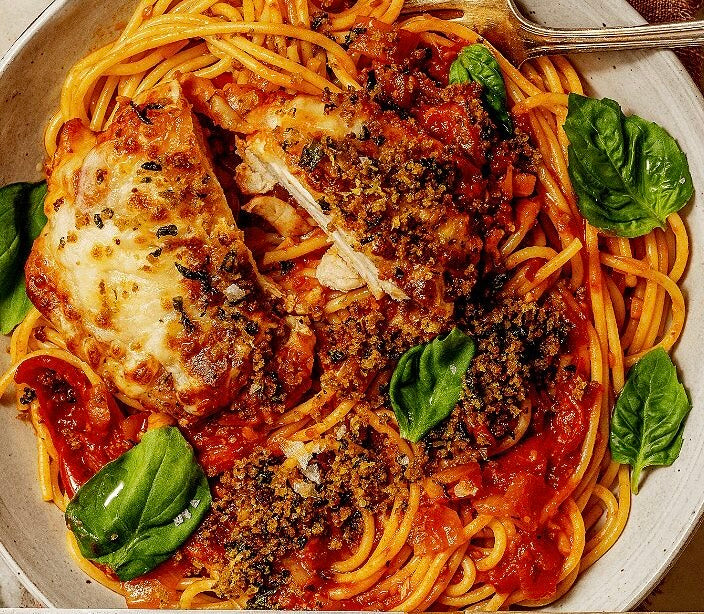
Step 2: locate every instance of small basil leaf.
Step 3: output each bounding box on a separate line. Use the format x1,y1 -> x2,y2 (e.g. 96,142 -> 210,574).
390,327 -> 476,442
449,44 -> 513,136
0,180 -> 48,333
65,427 -> 212,581
609,347 -> 691,494
564,93 -> 693,238
0,277 -> 33,336
27,182 -> 48,241
0,184 -> 26,295
448,60 -> 470,87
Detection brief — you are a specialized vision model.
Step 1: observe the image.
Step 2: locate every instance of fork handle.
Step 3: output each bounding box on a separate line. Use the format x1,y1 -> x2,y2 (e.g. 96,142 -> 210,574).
522,20 -> 704,57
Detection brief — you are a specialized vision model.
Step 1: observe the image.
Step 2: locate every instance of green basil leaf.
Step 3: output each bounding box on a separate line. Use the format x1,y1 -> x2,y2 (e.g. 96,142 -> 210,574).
449,44 -> 513,136
26,182 -> 48,242
0,277 -> 33,336
65,427 -> 212,581
564,93 -> 693,238
0,184 -> 25,295
609,347 -> 691,494
0,180 -> 48,334
390,327 -> 476,442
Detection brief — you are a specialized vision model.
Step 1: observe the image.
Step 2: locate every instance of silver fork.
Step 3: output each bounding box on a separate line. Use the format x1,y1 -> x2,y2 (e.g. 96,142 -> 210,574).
400,0 -> 704,66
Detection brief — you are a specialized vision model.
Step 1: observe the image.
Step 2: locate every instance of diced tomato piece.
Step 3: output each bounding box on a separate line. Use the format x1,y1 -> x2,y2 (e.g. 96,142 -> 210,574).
478,528 -> 564,599
513,172 -> 537,197
409,503 -> 467,555
184,412 -> 265,476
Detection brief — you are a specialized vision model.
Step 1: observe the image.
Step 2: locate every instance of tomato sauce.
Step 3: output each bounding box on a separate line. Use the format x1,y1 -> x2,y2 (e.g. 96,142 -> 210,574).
470,295 -> 598,599
183,411 -> 266,476
409,503 -> 467,555
424,39 -> 464,85
469,381 -> 596,598
15,355 -> 143,496
480,525 -> 565,599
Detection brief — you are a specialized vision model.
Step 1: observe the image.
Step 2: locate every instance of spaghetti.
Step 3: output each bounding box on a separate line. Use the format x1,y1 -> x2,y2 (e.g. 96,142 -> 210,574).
0,0 -> 690,610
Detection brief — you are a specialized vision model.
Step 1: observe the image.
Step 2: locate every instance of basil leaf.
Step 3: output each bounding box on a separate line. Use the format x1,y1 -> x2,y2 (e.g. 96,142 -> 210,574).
26,182 -> 48,242
0,181 -> 48,334
609,348 -> 691,494
0,184 -> 25,296
65,427 -> 212,581
449,44 -> 513,136
0,278 -> 33,336
564,93 -> 693,238
390,327 -> 476,442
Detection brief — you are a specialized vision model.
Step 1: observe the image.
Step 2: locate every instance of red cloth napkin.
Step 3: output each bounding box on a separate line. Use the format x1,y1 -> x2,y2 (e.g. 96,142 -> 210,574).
628,0 -> 704,84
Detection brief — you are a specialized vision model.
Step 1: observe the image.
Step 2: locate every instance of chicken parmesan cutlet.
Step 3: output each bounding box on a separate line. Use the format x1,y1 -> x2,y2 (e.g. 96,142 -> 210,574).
25,82 -> 313,421
188,57 -> 533,376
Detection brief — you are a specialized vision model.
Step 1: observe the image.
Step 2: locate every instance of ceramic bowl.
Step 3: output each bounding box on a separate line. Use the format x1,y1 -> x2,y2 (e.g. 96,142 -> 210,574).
1,0 -> 704,608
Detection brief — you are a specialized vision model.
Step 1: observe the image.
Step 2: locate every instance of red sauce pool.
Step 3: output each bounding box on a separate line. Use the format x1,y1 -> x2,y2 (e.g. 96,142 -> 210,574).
15,355 -> 143,496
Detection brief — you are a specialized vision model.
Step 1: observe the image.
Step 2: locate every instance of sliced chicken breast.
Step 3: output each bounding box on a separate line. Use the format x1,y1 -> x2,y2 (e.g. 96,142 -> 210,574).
233,89 -> 483,315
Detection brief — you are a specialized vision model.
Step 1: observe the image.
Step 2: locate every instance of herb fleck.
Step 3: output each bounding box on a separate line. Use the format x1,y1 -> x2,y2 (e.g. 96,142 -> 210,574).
141,161 -> 162,172
299,141 -> 325,172
156,224 -> 178,238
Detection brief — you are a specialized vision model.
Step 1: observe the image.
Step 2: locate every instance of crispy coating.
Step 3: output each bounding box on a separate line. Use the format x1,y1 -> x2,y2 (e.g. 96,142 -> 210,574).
420,293 -> 572,472
196,409 -> 406,607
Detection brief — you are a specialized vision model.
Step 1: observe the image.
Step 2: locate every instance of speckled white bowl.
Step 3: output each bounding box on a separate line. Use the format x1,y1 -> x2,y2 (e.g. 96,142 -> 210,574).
1,0 -> 704,609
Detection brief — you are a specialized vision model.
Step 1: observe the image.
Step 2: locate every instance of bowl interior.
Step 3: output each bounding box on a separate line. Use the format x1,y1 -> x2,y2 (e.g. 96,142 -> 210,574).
1,0 -> 704,609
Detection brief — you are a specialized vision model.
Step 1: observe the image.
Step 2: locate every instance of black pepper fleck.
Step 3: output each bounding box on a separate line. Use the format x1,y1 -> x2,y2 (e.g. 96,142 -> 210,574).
19,388 -> 36,405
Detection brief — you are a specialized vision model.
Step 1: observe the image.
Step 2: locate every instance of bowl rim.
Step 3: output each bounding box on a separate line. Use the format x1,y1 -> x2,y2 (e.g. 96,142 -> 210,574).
1,0 -> 704,609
